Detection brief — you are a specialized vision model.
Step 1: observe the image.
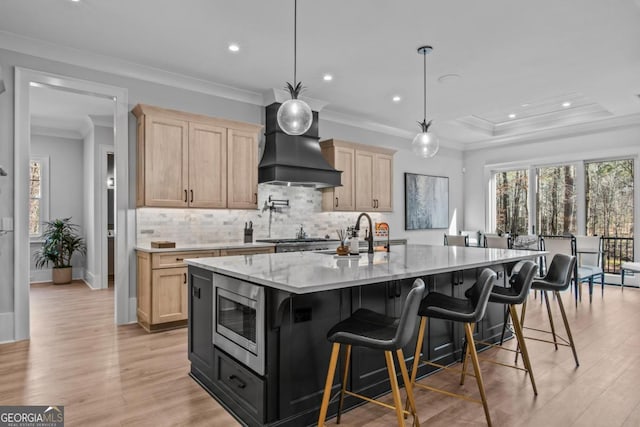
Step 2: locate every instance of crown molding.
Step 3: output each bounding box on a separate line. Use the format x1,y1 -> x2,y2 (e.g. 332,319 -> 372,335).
464,112 -> 640,152
320,109 -> 465,151
0,30 -> 263,106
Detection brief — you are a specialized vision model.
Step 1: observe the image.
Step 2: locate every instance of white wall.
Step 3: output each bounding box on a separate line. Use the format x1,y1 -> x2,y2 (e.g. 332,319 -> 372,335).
463,123 -> 640,257
30,133 -> 85,282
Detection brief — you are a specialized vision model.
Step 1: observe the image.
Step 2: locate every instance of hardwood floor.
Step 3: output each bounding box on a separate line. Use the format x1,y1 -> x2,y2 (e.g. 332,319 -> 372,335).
0,282 -> 638,426
0,281 -> 239,427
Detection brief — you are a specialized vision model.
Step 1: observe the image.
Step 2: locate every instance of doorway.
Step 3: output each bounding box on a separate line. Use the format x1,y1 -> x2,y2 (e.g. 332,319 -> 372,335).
14,68 -> 131,341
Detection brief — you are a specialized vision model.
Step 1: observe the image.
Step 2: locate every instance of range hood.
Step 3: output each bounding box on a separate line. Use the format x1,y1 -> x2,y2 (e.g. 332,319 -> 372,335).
258,103 -> 341,189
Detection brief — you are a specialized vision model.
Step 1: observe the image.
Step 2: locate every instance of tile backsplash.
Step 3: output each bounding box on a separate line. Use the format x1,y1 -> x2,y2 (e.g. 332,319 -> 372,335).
136,184 -> 389,245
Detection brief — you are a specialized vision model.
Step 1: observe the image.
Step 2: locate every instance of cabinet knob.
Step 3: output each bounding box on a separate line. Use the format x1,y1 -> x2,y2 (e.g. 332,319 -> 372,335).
254,192 -> 258,204
190,189 -> 194,203
184,189 -> 188,203
176,257 -> 184,261
335,197 -> 339,208
183,273 -> 187,284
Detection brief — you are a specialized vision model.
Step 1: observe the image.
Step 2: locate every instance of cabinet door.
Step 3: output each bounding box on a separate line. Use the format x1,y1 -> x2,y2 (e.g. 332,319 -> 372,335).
333,147 -> 355,211
355,150 -> 375,211
373,153 -> 393,211
189,123 -> 227,208
152,267 -> 188,323
227,129 -> 258,209
189,267 -> 214,384
144,115 -> 189,207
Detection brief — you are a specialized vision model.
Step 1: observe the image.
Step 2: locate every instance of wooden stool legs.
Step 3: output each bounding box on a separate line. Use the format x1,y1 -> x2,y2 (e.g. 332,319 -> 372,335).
318,343 -> 419,427
318,343 -> 340,427
409,318 -> 492,427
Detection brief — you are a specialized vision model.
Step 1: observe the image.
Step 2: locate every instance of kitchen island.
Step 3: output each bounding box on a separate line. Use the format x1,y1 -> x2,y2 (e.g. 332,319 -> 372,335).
186,244 -> 542,427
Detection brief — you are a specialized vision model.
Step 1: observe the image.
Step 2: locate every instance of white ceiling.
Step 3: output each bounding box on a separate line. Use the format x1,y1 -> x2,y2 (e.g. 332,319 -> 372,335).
3,0 -> 640,147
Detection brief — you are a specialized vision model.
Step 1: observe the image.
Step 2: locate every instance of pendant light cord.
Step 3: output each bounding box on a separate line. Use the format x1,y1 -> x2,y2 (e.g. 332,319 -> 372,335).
423,49 -> 427,121
293,0 -> 297,86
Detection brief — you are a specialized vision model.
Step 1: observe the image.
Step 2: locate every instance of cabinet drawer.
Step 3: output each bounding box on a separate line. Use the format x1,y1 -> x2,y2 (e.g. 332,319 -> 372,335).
220,247 -> 274,257
214,348 -> 265,422
152,250 -> 218,268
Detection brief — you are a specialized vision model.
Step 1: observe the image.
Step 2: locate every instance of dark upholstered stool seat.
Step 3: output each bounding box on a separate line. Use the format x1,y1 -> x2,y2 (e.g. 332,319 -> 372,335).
327,308 -> 402,350
318,279 -> 426,427
418,293 -> 476,323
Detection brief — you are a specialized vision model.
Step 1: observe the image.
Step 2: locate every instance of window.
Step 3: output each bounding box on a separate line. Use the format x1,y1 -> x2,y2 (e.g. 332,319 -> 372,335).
536,165 -> 576,235
495,169 -> 529,235
585,159 -> 634,237
29,157 -> 49,239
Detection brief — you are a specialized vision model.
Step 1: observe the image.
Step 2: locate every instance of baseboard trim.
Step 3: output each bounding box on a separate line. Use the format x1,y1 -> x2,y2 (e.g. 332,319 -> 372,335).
30,267 -> 86,284
0,312 -> 15,344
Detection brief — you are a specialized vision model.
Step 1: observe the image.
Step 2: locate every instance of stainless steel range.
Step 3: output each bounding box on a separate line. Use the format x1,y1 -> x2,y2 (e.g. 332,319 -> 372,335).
255,238 -> 339,253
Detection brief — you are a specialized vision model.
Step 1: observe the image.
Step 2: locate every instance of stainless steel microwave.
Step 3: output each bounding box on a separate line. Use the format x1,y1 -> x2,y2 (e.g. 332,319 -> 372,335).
212,274 -> 265,375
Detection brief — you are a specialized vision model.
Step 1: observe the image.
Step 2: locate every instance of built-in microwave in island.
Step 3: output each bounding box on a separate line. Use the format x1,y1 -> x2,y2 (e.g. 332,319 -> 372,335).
213,274 -> 265,375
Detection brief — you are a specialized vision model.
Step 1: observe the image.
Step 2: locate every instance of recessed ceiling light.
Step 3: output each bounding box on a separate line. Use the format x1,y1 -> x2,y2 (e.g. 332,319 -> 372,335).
508,113 -> 516,119
521,103 -> 530,107
562,101 -> 572,107
228,44 -> 240,52
392,96 -> 401,103
323,74 -> 333,81
70,0 -> 80,2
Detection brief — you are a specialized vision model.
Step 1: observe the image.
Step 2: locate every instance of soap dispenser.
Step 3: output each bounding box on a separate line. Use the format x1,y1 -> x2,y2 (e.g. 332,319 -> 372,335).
349,229 -> 360,255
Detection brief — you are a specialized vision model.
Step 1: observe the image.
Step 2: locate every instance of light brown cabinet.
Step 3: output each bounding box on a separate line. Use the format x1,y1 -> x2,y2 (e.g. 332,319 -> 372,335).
227,129 -> 259,209
136,246 -> 275,332
133,104 -> 262,209
137,250 -> 218,332
320,139 -> 395,212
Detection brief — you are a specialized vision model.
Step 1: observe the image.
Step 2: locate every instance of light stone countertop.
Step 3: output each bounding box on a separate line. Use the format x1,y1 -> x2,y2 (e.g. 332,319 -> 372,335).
186,244 -> 545,294
135,242 -> 276,253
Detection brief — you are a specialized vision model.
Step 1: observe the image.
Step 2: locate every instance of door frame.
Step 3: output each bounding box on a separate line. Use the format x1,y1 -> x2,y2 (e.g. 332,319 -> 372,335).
14,67 -> 131,340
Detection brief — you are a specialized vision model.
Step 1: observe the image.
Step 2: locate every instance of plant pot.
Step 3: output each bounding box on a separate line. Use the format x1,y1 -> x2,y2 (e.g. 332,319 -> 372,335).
52,267 -> 72,285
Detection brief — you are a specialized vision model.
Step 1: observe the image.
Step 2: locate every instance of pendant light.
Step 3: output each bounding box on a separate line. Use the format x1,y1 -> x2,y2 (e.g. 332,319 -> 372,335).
277,0 -> 313,136
411,45 -> 439,158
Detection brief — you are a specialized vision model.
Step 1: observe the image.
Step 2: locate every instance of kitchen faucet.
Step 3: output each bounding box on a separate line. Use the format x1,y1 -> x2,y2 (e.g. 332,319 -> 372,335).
354,213 -> 374,254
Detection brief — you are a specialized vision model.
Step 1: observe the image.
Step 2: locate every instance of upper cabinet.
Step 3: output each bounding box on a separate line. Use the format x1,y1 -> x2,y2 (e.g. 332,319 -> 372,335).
320,139 -> 395,212
133,104 -> 262,209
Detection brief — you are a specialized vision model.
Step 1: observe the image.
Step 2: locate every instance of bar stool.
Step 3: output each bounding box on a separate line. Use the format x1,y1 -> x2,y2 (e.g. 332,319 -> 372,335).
520,253 -> 579,367
462,260 -> 539,395
317,279 -> 426,427
407,269 -> 496,426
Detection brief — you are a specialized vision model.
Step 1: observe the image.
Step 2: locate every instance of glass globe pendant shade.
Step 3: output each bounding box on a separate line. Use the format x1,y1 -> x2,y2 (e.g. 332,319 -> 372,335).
277,98 -> 313,136
412,130 -> 439,158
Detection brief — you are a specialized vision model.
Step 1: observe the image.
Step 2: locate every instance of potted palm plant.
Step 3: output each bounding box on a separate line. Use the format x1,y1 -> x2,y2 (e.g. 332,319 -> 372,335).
33,217 -> 87,284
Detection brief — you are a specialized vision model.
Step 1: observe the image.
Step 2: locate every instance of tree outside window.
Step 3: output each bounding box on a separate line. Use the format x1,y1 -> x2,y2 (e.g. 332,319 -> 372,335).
495,169 -> 529,235
536,165 -> 576,236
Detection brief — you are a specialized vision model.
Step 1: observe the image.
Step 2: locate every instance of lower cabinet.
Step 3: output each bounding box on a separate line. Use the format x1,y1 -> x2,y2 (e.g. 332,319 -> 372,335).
137,250 -> 218,332
188,267 -> 215,387
187,264 -> 512,427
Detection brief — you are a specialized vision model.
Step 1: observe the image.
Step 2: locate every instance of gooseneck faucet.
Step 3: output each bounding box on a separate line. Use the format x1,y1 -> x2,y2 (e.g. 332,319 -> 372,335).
354,213 -> 374,254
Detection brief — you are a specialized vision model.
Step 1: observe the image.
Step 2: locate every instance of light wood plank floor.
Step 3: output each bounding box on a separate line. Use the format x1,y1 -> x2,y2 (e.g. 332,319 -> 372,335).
1,282 -> 639,426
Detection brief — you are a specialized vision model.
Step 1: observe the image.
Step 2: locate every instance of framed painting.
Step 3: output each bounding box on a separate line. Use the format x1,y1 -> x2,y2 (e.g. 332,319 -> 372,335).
405,173 -> 449,230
